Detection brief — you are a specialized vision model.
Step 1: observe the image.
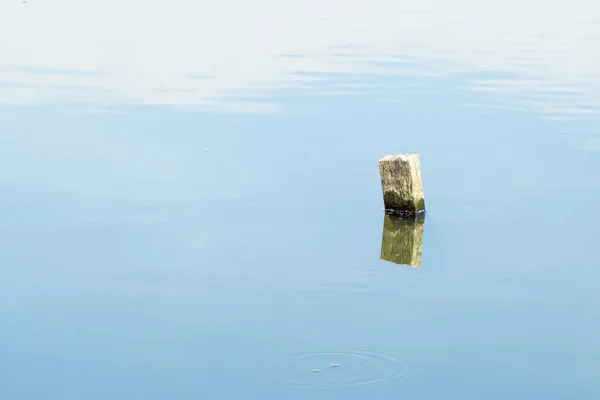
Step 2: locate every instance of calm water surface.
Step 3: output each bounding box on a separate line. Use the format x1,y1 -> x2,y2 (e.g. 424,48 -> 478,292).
1,1 -> 600,399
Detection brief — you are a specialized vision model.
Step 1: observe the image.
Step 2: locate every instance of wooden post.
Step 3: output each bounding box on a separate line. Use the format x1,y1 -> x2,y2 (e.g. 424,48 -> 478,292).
378,154 -> 425,213
380,213 -> 425,267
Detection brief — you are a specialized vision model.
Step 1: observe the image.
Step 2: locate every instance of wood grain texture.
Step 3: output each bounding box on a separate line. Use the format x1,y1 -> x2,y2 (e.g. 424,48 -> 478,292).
378,153 -> 425,212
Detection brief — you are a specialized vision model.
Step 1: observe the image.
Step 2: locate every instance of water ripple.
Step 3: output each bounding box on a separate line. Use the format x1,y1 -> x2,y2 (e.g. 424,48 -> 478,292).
266,346 -> 416,388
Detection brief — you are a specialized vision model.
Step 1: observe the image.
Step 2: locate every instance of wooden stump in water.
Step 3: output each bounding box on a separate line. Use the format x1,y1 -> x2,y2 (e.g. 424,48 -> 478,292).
380,213 -> 425,267
378,154 -> 425,213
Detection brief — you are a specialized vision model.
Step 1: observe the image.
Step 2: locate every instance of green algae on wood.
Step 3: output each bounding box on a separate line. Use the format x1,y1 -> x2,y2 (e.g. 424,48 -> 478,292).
378,154 -> 425,213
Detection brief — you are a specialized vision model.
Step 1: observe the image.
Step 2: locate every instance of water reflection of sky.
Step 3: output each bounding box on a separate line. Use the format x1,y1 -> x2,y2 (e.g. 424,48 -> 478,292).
1,0 -> 599,119
1,2 -> 600,399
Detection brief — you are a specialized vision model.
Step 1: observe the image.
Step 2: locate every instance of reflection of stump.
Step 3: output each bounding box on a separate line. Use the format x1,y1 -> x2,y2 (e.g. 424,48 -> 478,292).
380,213 -> 425,267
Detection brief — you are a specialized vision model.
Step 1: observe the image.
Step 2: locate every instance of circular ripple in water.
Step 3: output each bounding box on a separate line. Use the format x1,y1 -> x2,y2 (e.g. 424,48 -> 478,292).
266,346 -> 416,388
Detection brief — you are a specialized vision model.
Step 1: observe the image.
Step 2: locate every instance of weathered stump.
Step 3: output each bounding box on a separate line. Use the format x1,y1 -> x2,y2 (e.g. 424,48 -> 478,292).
380,213 -> 425,267
378,154 -> 425,213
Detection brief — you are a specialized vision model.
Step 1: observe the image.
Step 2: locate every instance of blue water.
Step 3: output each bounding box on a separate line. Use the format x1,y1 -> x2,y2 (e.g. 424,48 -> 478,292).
1,1 -> 600,399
